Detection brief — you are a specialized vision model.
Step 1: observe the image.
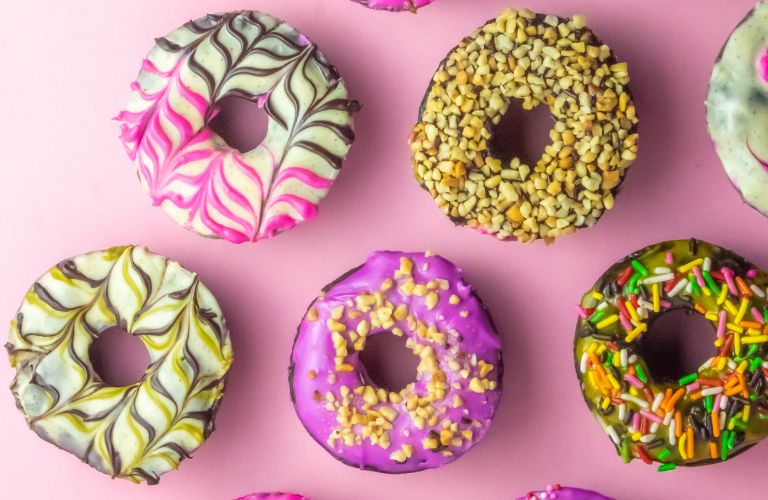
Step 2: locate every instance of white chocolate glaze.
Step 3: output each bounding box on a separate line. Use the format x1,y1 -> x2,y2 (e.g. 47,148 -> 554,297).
6,246 -> 233,484
118,12 -> 357,242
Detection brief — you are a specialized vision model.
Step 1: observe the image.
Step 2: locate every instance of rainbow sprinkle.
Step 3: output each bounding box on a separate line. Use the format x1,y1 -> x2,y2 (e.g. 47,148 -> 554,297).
575,240 -> 768,470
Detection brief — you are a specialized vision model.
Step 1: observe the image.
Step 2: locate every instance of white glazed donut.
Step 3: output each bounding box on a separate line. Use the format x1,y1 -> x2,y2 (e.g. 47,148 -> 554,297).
707,1 -> 768,217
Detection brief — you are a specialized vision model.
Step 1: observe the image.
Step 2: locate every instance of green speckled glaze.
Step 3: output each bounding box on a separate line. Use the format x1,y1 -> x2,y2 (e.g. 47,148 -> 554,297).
575,239 -> 768,468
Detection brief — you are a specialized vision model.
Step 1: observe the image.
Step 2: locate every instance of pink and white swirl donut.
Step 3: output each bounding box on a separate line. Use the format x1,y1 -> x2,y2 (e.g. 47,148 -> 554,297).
353,0 -> 435,12
117,11 -> 358,243
290,251 -> 502,473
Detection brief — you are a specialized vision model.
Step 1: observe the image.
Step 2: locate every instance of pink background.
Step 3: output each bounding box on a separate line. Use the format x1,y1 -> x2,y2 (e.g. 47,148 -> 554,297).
1,0 -> 767,498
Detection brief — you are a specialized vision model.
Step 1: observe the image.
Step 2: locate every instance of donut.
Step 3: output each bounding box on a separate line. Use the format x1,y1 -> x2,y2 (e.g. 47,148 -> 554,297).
706,1 -> 768,217
289,251 -> 502,472
353,0 -> 434,12
6,246 -> 233,483
235,494 -> 308,500
575,239 -> 768,470
117,11 -> 358,243
409,8 -> 638,243
517,484 -> 613,500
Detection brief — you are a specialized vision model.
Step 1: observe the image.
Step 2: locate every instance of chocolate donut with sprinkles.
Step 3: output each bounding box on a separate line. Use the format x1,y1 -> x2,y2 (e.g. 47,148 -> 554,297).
290,251 -> 502,473
117,11 -> 358,243
707,1 -> 768,218
575,239 -> 768,471
410,8 -> 638,242
6,246 -> 233,483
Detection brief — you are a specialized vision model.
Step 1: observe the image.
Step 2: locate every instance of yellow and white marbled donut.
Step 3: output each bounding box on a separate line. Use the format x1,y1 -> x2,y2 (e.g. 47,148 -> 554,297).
6,245 -> 233,484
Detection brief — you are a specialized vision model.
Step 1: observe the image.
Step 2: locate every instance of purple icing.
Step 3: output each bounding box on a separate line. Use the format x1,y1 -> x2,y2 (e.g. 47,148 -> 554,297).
290,251 -> 502,473
516,485 -> 614,500
235,494 -> 308,500
354,0 -> 435,12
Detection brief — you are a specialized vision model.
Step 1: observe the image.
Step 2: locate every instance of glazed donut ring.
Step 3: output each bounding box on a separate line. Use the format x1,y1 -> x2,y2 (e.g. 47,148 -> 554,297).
290,251 -> 502,473
117,11 -> 358,243
410,8 -> 638,242
575,239 -> 768,470
706,1 -> 768,217
353,0 -> 434,12
6,246 -> 233,484
517,484 -> 613,500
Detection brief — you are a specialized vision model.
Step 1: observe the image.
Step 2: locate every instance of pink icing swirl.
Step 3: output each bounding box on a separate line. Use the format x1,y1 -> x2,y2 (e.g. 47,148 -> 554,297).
747,139 -> 768,174
116,11 -> 356,243
759,47 -> 768,83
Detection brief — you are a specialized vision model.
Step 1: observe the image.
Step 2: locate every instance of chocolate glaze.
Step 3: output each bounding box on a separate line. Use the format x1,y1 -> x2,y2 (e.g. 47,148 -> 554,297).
412,10 -> 638,242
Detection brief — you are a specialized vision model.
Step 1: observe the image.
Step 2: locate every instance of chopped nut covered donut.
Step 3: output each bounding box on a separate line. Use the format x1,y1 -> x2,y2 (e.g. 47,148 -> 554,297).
410,9 -> 639,243
6,246 -> 232,484
290,251 -> 502,473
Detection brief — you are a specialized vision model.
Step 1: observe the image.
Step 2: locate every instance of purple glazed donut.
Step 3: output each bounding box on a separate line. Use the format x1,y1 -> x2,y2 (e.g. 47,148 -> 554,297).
235,494 -> 308,500
517,484 -> 614,500
290,251 -> 502,473
353,0 -> 434,12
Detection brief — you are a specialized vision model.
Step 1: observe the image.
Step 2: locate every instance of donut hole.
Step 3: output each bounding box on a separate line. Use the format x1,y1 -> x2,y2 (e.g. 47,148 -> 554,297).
637,308 -> 716,383
359,332 -> 419,393
90,327 -> 150,386
208,95 -> 269,153
487,99 -> 553,167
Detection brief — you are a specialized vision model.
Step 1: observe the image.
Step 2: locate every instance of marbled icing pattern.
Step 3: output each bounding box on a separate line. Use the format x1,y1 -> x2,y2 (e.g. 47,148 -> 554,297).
117,11 -> 358,243
517,484 -> 614,500
707,1 -> 768,217
354,0 -> 434,12
6,246 -> 233,484
290,251 -> 502,473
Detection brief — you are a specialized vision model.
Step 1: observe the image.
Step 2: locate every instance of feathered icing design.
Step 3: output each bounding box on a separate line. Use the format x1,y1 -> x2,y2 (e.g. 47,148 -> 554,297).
117,11 -> 357,243
353,0 -> 434,12
706,1 -> 768,216
6,246 -> 233,484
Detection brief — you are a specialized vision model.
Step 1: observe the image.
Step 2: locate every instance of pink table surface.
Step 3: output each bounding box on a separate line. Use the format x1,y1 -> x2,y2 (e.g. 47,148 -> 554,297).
1,0 -> 767,498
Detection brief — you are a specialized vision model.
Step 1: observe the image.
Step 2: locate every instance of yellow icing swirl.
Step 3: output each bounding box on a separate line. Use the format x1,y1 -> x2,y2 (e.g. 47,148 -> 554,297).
6,246 -> 233,484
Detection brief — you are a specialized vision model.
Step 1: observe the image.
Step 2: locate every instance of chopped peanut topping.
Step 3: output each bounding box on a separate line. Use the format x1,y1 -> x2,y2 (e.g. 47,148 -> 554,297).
320,256 -> 497,460
410,9 -> 638,242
